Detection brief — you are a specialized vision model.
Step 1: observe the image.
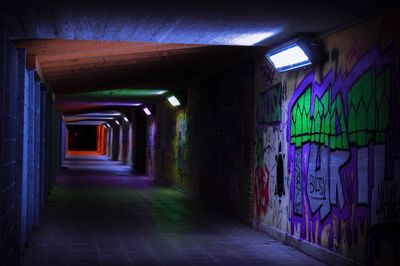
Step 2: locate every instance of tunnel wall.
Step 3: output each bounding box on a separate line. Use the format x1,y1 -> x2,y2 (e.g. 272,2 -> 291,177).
252,10 -> 400,264
0,20 -> 21,265
114,115 -> 136,166
111,125 -> 119,161
146,102 -> 187,188
145,115 -> 157,178
146,61 -> 255,223
134,109 -> 147,174
195,61 -> 255,222
126,115 -> 134,167
0,20 -> 61,266
122,112 -> 135,167
118,122 -> 126,162
106,127 -> 112,157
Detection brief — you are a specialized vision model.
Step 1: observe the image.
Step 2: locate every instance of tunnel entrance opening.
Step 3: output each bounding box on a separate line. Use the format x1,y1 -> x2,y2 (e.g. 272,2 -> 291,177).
67,125 -> 97,151
66,124 -> 107,156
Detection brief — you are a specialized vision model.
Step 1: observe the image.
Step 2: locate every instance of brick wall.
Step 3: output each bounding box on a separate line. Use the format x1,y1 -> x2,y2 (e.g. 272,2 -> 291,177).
195,61 -> 255,223
147,59 -> 256,224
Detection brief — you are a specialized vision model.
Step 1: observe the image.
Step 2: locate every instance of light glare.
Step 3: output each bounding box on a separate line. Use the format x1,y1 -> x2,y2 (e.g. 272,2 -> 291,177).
167,96 -> 181,107
230,32 -> 275,45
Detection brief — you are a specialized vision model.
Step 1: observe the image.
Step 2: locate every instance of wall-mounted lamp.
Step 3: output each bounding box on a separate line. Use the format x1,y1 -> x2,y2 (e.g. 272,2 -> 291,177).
115,120 -> 120,126
265,37 -> 322,73
167,96 -> 181,107
143,107 -> 152,116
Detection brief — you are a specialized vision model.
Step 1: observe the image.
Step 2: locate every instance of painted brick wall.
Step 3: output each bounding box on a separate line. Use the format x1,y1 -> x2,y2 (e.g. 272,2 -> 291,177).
253,9 -> 400,264
146,102 -> 188,189
195,61 -> 255,223
147,60 -> 255,223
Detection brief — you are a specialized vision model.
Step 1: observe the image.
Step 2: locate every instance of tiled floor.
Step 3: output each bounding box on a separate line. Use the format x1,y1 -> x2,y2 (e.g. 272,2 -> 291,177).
21,156 -> 324,266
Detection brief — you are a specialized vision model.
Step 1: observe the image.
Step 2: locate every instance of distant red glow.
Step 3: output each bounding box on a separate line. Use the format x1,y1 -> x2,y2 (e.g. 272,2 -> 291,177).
66,150 -> 103,156
66,125 -> 106,156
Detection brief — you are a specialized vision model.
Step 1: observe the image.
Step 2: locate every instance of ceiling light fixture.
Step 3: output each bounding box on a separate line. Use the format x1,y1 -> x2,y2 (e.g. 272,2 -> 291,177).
167,96 -> 181,107
123,116 -> 129,123
115,120 -> 120,126
143,107 -> 152,116
265,37 -> 321,73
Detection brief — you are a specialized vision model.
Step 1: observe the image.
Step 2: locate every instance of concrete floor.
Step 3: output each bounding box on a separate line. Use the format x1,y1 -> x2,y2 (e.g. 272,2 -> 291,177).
21,156 -> 324,266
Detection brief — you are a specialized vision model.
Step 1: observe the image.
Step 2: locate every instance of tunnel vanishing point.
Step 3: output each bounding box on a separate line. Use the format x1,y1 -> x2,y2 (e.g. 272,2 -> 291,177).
0,1 -> 399,266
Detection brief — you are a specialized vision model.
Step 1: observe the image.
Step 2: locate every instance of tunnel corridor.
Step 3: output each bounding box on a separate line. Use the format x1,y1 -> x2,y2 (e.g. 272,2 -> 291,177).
1,1 -> 400,266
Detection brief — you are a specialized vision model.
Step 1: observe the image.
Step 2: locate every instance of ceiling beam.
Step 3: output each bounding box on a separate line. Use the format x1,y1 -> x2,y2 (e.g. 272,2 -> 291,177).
41,48 -> 238,78
58,105 -> 138,116
43,62 -> 209,82
50,71 -> 193,95
13,39 -> 206,57
39,45 -> 231,71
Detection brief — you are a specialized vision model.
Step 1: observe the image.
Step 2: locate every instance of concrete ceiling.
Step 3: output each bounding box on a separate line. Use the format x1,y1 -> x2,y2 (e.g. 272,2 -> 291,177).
6,0 -> 396,120
5,1 -> 395,46
13,39 -> 262,115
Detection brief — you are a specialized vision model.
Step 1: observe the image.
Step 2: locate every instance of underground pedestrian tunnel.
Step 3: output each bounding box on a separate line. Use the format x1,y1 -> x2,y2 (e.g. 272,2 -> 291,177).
1,1 -> 399,266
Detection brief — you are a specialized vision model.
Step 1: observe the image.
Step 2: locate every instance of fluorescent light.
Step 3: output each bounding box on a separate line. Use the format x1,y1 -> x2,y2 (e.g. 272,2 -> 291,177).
115,120 -> 120,126
168,96 -> 181,107
266,40 -> 315,72
229,32 -> 275,45
143,107 -> 152,116
123,116 -> 129,123
269,45 -> 309,67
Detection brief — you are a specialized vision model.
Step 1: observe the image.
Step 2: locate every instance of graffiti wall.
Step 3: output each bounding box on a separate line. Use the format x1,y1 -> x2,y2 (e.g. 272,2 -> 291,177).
254,77 -> 291,232
147,103 -> 188,189
171,110 -> 187,185
254,10 -> 400,263
146,119 -> 156,177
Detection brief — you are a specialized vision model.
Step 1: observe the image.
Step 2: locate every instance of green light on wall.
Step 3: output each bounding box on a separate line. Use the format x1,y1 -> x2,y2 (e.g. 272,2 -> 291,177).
62,89 -> 168,99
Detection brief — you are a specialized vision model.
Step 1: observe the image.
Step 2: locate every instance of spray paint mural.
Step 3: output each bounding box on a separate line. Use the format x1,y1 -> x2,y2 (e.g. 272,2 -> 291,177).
146,120 -> 156,176
171,110 -> 187,185
151,104 -> 188,187
254,80 -> 290,231
287,44 -> 400,259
